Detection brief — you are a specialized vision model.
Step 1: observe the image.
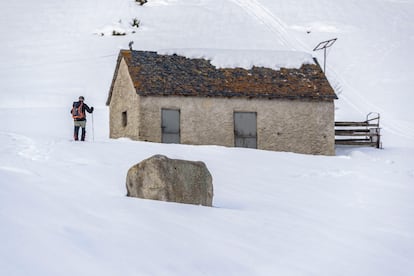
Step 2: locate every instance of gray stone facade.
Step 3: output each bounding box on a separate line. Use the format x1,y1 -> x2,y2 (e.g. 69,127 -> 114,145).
109,58 -> 141,140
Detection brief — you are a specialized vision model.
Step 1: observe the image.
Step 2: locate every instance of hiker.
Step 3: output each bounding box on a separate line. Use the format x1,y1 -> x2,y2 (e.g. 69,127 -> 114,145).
70,96 -> 94,141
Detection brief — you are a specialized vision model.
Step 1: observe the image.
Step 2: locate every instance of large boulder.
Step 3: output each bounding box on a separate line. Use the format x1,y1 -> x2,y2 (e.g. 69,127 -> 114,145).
126,155 -> 213,206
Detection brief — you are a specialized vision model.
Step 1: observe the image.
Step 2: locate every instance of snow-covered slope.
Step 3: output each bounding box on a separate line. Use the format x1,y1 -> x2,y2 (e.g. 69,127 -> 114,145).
1,0 -> 413,144
1,0 -> 413,275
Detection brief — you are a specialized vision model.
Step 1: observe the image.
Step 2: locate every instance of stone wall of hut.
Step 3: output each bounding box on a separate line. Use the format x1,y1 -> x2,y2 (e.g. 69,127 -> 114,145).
108,58 -> 141,140
137,96 -> 335,156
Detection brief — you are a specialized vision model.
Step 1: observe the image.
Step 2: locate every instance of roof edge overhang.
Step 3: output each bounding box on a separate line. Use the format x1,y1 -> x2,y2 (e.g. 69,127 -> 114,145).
136,92 -> 338,101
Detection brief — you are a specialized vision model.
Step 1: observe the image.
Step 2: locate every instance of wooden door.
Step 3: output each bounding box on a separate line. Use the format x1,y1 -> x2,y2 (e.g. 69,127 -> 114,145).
161,109 -> 180,143
234,112 -> 257,148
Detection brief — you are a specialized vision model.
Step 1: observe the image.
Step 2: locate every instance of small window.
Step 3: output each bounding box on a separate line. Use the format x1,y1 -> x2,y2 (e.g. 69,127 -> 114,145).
122,111 -> 127,127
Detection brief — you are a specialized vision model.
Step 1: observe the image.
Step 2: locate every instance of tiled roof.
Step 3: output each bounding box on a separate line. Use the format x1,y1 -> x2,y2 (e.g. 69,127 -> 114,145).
107,50 -> 337,105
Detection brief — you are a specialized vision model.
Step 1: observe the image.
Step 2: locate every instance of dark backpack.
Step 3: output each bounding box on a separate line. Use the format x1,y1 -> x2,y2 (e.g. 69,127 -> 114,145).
72,101 -> 85,119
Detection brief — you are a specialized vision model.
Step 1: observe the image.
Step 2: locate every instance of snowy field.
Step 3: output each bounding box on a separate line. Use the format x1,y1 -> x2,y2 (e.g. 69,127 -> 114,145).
1,0 -> 414,275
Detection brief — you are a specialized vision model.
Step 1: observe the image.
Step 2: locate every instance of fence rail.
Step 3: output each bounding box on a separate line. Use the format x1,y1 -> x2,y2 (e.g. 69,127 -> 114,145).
335,112 -> 381,148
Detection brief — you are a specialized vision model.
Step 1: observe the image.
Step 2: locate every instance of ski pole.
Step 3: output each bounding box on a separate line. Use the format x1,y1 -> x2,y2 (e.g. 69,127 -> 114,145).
91,112 -> 95,142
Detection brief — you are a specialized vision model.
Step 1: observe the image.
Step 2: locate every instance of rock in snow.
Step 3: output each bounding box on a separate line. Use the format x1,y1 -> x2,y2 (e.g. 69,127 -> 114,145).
126,155 -> 214,206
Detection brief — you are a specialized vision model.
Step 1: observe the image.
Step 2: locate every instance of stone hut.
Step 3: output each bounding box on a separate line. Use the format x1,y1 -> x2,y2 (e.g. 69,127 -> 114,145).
106,50 -> 337,155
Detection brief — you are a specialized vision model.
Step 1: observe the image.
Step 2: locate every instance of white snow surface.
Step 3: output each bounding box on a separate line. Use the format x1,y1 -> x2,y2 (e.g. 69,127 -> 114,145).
1,0 -> 414,275
158,48 -> 315,69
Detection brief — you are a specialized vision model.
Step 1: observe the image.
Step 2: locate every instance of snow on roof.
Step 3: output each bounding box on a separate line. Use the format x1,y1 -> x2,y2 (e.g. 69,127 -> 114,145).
157,49 -> 315,70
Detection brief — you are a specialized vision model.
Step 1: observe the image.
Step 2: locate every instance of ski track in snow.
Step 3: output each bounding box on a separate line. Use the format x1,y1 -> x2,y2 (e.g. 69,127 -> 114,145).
0,132 -> 49,161
228,0 -> 307,51
229,0 -> 414,142
328,67 -> 414,141
227,0 -> 411,139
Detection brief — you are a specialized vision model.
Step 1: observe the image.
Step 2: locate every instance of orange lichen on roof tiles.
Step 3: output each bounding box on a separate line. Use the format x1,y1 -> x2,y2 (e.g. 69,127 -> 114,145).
107,50 -> 337,105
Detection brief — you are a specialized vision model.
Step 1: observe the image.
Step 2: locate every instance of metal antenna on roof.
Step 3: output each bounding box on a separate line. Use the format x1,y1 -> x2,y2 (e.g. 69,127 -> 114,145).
313,38 -> 337,74
129,41 -> 134,51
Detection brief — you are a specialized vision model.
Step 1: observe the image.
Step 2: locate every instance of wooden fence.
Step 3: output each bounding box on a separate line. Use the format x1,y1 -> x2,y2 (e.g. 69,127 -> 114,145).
335,112 -> 381,148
